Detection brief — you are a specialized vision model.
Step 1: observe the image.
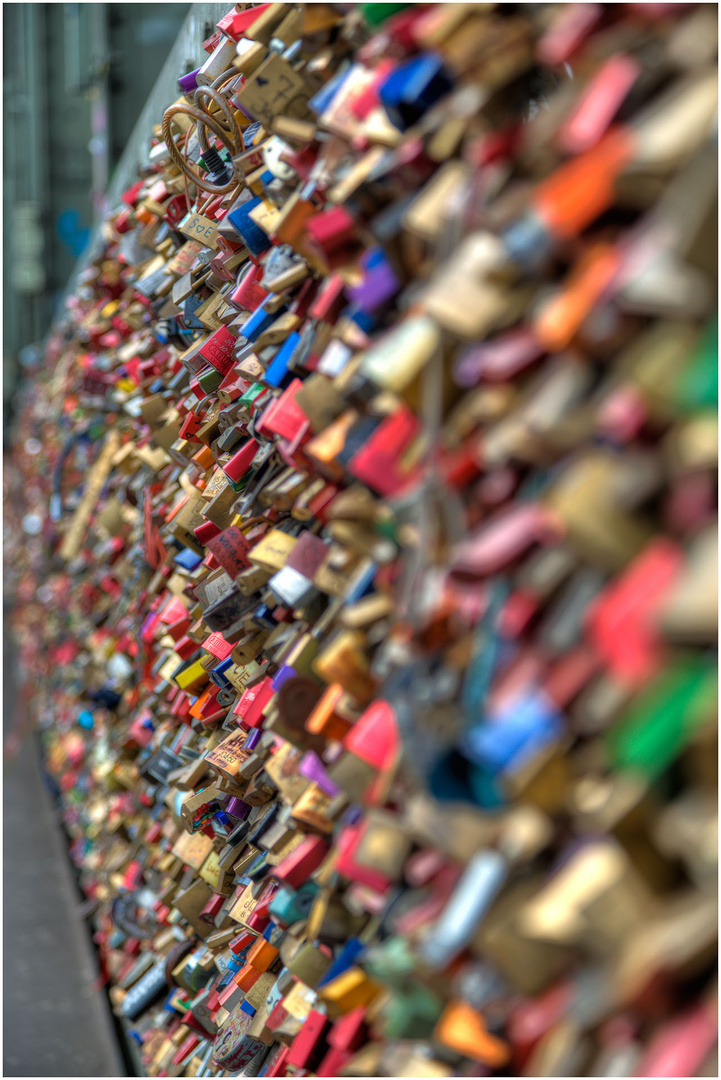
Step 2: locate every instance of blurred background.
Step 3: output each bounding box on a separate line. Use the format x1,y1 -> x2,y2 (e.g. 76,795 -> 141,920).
3,3 -> 191,442
4,7 -> 192,1074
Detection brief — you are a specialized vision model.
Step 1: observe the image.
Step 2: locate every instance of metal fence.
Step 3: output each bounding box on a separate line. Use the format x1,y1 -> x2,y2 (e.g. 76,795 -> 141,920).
65,3 -> 231,300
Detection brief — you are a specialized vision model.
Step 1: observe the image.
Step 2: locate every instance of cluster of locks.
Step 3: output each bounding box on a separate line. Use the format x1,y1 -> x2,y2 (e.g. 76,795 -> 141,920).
10,3 -> 718,1077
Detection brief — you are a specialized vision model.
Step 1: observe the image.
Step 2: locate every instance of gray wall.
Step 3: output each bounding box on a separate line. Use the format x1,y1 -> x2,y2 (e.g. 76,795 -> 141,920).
3,2 -> 191,425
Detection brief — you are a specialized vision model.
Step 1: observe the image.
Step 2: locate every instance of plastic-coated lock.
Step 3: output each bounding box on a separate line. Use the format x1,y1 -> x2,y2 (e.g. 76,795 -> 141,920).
343,699 -> 399,772
308,274 -> 346,324
286,1009 -> 331,1070
241,298 -> 280,344
460,690 -> 564,778
377,52 -> 452,131
230,262 -> 270,313
317,938 -> 366,991
178,68 -> 200,94
173,635 -> 199,662
217,4 -> 272,41
255,379 -> 309,442
194,520 -> 222,545
434,999 -> 510,1068
264,332 -> 301,388
270,834 -> 329,889
227,198 -> 273,257
347,248 -> 400,312
317,1046 -> 352,1076
268,881 -> 320,927
306,206 -> 358,256
234,676 -> 275,727
348,406 -> 421,498
264,1045 -> 291,1077
334,825 -> 392,894
246,936 -> 279,973
223,438 -> 259,487
226,797 -> 251,819
320,967 -> 382,1018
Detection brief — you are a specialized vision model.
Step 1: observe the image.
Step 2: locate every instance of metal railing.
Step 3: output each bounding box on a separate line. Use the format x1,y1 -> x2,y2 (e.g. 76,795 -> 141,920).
63,3 -> 231,303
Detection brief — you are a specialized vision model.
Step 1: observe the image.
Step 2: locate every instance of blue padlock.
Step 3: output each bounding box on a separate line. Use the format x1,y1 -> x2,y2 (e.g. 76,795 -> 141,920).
264,331 -> 301,388
252,603 -> 277,631
241,297 -> 281,343
78,710 -> 94,730
226,197 -> 272,257
182,292 -> 207,329
378,52 -> 452,131
243,121 -> 263,147
317,938 -> 365,988
342,560 -> 378,606
174,547 -> 203,571
428,748 -> 506,811
309,67 -> 353,116
341,305 -> 377,334
461,690 -> 564,777
208,656 -> 234,689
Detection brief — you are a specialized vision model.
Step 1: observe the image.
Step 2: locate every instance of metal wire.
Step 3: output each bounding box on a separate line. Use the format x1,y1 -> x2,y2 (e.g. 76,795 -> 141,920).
193,83 -> 244,155
162,96 -> 241,195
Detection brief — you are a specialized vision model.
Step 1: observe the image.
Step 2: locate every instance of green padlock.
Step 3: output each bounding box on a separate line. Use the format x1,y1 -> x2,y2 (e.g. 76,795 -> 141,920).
380,983 -> 445,1040
360,3 -> 410,27
269,881 -> 320,927
364,934 -> 416,988
198,367 -> 224,395
677,315 -> 718,414
238,382 -> 266,410
607,656 -> 717,780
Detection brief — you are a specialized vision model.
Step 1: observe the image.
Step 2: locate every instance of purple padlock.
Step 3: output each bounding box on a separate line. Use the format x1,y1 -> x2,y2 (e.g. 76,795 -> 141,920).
271,664 -> 298,692
347,249 -> 399,313
452,329 -> 543,389
178,67 -> 201,94
340,803 -> 365,827
226,797 -> 251,820
298,751 -> 340,798
243,728 -> 261,751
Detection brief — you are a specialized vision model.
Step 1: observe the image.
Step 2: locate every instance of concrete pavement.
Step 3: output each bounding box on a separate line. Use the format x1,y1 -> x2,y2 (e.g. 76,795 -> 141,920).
3,631 -> 126,1077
